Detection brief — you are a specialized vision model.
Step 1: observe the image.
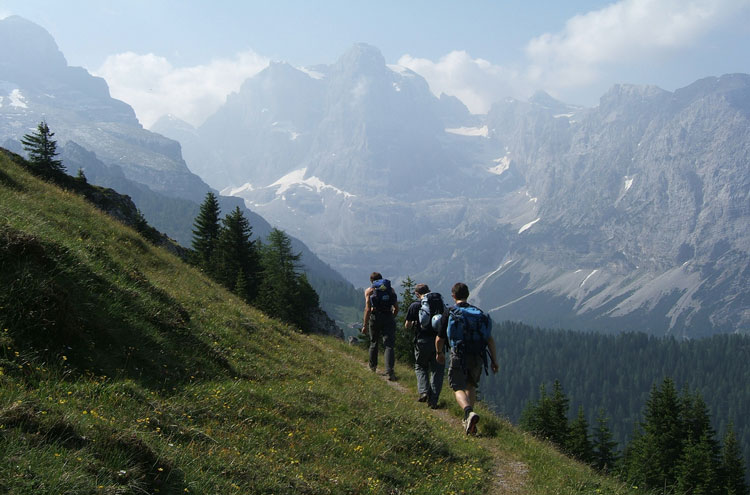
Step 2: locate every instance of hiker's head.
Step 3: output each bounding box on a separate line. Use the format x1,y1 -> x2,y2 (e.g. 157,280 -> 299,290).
415,284 -> 430,296
370,272 -> 383,283
451,282 -> 470,301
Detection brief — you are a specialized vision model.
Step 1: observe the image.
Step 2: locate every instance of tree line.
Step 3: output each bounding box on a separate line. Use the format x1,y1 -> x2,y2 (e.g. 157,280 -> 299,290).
190,191 -> 319,329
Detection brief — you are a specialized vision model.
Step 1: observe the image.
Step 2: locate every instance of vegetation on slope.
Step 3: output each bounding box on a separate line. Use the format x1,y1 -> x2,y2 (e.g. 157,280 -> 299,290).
1,149 -> 636,494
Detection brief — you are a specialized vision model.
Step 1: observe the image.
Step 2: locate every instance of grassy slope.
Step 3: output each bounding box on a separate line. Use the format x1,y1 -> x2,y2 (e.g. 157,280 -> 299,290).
0,151 -> 636,494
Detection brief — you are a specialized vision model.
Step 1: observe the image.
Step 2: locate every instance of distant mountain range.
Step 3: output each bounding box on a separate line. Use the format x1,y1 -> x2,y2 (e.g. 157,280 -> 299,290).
3,15 -> 747,336
154,43 -> 749,337
0,15 -> 358,318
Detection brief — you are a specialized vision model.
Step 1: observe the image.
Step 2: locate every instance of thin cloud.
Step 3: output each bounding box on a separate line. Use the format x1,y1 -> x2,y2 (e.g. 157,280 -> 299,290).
525,0 -> 749,89
399,0 -> 748,112
398,51 -> 522,114
95,50 -> 269,128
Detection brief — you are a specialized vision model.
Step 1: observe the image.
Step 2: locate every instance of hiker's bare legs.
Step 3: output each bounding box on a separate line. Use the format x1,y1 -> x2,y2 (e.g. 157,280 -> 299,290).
454,386 -> 476,409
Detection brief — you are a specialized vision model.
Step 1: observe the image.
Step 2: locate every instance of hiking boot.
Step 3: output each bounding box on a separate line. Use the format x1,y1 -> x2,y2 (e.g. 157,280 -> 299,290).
418,393 -> 429,402
387,372 -> 397,381
464,412 -> 479,435
428,401 -> 439,409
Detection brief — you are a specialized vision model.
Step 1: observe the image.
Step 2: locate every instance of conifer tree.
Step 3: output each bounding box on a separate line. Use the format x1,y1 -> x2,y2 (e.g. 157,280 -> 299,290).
548,380 -> 571,449
258,228 -> 316,327
624,378 -> 684,489
396,276 -> 417,366
568,406 -> 593,463
21,120 -> 65,175
721,424 -> 749,495
216,206 -> 259,301
592,408 -> 619,473
676,432 -> 721,495
520,381 -> 571,451
191,192 -> 221,273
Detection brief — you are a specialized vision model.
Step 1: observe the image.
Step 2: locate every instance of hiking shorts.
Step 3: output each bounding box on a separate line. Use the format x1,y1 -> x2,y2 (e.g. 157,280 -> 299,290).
448,350 -> 483,391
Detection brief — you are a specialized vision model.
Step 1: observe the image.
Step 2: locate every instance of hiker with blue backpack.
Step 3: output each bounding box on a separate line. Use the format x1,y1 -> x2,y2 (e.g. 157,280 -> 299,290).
404,283 -> 446,409
436,282 -> 499,435
362,272 -> 399,381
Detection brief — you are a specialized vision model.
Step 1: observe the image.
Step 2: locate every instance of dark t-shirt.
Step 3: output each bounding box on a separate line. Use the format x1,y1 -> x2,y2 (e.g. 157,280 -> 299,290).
406,301 -> 421,324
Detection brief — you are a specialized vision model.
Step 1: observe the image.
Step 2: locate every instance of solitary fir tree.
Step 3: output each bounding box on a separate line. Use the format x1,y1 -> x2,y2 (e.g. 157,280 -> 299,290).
258,228 -> 315,327
396,276 -> 417,366
624,378 -> 684,489
21,120 -> 65,175
191,192 -> 221,274
216,206 -> 260,301
592,408 -> 619,473
567,406 -> 593,463
520,381 -> 570,450
722,424 -> 749,495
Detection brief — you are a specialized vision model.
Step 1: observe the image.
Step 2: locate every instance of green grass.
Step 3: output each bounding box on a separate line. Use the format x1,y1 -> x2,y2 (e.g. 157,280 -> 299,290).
1,149 -> 639,494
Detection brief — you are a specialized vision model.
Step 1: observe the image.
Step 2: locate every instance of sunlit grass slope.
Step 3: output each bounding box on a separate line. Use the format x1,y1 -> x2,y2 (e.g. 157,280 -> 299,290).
0,150 -> 636,494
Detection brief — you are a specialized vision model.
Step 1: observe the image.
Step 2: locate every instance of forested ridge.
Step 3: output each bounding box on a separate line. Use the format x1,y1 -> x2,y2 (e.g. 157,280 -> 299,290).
483,321 -> 750,474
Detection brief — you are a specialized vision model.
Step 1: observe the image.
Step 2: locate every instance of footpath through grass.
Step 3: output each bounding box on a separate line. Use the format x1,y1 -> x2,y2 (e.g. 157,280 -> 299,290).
1,150 -> 638,494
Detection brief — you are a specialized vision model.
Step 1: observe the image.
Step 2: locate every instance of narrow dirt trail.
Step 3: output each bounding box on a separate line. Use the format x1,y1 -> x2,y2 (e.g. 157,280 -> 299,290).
346,350 -> 529,494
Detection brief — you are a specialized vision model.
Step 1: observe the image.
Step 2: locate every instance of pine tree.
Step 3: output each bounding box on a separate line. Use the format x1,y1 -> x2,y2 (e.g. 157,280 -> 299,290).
521,382 -> 569,449
548,380 -> 571,449
592,408 -> 619,473
624,378 -> 685,490
520,383 -> 546,436
395,276 -> 417,366
191,192 -> 221,273
21,120 -> 65,175
568,406 -> 593,463
722,424 -> 749,495
216,206 -> 259,301
676,432 -> 722,495
258,228 -> 314,327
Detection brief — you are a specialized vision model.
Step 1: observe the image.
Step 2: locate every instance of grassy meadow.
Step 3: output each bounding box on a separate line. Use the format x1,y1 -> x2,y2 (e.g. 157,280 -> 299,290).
0,149 -> 638,494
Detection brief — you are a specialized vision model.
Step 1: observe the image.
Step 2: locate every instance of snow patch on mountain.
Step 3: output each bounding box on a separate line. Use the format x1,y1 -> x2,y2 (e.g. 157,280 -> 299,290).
624,176 -> 634,192
222,182 -> 255,196
488,156 -> 510,175
270,168 -> 355,198
519,217 -> 540,234
7,89 -> 28,108
299,67 -> 325,80
445,125 -> 488,137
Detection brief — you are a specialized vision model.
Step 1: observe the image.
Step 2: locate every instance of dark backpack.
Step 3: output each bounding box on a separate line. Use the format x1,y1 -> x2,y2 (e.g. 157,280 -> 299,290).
446,305 -> 492,356
370,279 -> 395,312
418,292 -> 445,334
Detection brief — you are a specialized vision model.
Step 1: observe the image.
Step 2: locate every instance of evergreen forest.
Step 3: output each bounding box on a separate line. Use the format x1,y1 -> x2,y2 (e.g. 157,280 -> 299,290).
483,321 -> 750,480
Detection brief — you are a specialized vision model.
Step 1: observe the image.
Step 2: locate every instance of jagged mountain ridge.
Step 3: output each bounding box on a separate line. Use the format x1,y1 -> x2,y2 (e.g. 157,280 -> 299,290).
158,43 -> 749,337
0,15 -> 358,315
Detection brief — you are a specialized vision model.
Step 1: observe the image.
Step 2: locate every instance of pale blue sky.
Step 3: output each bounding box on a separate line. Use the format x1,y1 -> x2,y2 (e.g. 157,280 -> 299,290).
3,0 -> 749,127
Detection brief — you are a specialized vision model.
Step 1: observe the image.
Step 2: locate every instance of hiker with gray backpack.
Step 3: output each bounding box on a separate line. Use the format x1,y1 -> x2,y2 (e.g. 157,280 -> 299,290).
404,283 -> 446,409
436,282 -> 499,435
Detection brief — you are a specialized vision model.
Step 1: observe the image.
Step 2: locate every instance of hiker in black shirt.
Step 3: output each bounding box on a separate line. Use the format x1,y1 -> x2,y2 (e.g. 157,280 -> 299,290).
405,283 -> 445,409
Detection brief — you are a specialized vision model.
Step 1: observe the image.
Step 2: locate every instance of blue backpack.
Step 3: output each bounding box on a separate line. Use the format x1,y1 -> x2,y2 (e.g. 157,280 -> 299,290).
446,304 -> 492,356
418,292 -> 445,335
370,279 -> 395,312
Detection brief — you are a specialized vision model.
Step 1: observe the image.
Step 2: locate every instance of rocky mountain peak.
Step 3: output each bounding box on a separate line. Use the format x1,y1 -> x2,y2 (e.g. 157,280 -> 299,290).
333,43 -> 387,76
0,15 -> 68,83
